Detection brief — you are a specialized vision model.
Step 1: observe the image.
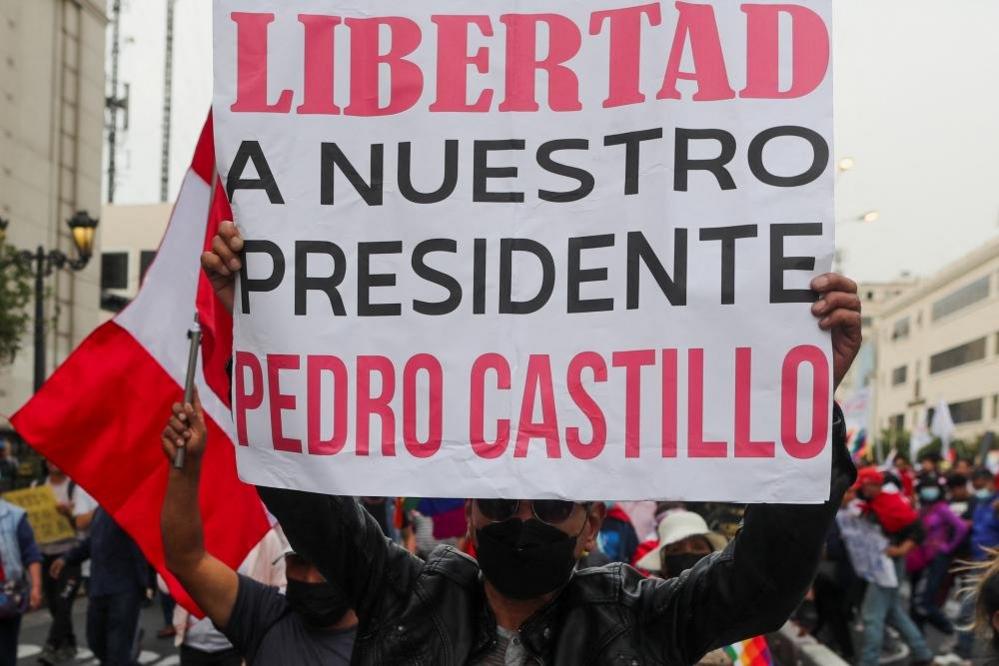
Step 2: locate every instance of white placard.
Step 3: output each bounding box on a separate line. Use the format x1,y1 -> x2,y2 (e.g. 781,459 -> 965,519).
213,0 -> 834,501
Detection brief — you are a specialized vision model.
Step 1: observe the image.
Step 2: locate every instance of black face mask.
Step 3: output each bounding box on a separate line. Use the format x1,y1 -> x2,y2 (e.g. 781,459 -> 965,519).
285,579 -> 351,628
476,518 -> 579,599
662,553 -> 707,578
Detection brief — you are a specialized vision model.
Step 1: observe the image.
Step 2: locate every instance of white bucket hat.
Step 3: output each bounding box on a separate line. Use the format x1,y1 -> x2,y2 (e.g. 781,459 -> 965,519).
635,510 -> 727,572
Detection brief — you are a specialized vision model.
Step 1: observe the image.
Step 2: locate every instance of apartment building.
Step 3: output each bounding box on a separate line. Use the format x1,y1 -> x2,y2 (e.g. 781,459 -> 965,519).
0,0 -> 108,416
873,236 -> 999,442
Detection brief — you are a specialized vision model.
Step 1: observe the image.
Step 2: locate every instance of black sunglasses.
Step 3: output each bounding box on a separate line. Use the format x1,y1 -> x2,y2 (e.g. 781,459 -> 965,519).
474,499 -> 589,526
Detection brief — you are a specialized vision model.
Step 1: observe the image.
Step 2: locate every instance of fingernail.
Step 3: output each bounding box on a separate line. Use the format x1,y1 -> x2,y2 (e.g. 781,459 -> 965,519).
179,413 -> 187,422
813,276 -> 829,289
812,300 -> 826,314
820,317 -> 831,327
229,259 -> 240,271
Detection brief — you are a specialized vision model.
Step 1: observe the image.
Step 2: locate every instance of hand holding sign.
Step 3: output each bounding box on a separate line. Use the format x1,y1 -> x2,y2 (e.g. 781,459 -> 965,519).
810,273 -> 862,389
201,221 -> 243,314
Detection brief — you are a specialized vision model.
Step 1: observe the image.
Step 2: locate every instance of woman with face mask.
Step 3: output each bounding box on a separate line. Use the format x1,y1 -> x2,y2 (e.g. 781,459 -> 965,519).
634,512 -> 774,666
906,475 -> 970,640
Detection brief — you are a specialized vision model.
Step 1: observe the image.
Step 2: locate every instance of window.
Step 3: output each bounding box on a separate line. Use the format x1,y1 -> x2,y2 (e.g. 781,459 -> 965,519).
930,337 -> 987,374
931,275 -> 990,321
892,317 -> 910,341
139,250 -> 156,284
100,252 -> 128,290
889,414 -> 905,432
950,398 -> 984,424
891,365 -> 908,386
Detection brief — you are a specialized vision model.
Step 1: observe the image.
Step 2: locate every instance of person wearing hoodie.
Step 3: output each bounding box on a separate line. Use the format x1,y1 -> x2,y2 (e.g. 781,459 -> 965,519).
907,475 -> 970,637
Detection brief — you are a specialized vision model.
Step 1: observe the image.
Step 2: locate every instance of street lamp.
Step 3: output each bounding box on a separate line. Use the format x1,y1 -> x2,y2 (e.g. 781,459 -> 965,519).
837,210 -> 880,225
834,210 -> 879,272
0,212 -> 100,391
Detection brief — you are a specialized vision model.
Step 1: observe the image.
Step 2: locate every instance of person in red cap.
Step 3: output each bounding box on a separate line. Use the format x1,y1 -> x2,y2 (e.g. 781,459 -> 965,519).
852,466 -> 933,666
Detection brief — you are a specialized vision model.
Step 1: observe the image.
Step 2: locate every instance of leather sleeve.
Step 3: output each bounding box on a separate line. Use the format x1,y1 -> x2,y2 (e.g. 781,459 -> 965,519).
650,404 -> 856,664
255,488 -> 422,624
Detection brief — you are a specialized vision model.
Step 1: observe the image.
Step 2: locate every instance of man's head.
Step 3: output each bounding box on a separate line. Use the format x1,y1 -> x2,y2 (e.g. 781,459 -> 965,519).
466,499 -> 605,600
972,469 -> 995,496
948,474 -> 971,501
634,510 -> 727,579
46,461 -> 65,481
916,475 -> 944,505
893,454 -> 910,472
955,458 -> 975,477
281,552 -> 355,630
855,466 -> 884,500
919,452 -> 942,474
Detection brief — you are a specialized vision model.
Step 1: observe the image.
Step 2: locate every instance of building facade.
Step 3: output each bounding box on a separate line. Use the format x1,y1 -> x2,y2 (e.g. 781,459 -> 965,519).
835,278 -> 915,400
98,202 -> 171,317
873,236 -> 999,443
0,0 -> 108,417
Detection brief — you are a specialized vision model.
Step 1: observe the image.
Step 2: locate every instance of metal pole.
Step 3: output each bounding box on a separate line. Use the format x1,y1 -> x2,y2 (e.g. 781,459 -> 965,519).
106,0 -> 122,203
33,246 -> 45,392
160,0 -> 177,202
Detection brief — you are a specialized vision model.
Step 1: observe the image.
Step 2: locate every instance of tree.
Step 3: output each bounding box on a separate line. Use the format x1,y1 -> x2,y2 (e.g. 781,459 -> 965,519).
0,242 -> 32,365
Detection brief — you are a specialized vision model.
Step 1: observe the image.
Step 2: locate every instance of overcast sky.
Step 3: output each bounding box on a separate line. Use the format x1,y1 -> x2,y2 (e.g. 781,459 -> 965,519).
107,0 -> 999,283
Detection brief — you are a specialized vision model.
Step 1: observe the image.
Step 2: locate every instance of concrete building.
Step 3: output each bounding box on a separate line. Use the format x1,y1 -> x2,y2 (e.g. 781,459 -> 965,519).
98,202 -> 171,317
836,278 -> 916,399
0,1 -> 108,417
873,235 -> 999,442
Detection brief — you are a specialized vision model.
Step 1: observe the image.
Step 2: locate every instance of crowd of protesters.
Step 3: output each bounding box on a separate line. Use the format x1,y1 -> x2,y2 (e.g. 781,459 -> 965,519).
0,225 -> 997,666
802,451 -> 999,665
6,446 -> 999,665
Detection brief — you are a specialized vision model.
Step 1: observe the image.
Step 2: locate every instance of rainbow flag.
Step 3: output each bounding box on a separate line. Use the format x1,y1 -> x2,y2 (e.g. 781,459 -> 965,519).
848,427 -> 870,463
723,636 -> 773,665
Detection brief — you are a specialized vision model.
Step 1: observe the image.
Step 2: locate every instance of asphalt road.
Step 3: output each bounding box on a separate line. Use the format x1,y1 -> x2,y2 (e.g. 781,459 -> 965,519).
17,598 -> 179,665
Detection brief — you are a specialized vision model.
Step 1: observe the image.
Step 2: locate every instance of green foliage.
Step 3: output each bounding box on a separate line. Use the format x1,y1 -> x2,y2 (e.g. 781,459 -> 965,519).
0,242 -> 32,365
873,429 -> 995,468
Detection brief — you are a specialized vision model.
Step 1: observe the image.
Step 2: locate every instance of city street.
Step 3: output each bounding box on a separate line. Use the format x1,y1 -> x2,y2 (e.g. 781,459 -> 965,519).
16,601 -> 178,665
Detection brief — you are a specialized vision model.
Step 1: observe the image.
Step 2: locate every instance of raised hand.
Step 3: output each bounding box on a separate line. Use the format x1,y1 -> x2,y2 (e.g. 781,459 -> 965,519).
200,220 -> 243,314
161,388 -> 208,466
810,273 -> 862,389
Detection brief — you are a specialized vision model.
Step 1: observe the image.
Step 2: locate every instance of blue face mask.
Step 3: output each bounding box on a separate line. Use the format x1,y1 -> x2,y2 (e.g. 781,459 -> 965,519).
919,487 -> 941,503
976,488 -> 993,500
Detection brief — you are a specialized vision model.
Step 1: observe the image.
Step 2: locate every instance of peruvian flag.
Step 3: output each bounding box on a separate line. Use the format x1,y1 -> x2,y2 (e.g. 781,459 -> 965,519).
10,115 -> 269,612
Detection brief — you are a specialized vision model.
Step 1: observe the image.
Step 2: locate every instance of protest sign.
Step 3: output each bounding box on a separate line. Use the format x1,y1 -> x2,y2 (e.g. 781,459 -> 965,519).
213,0 -> 834,501
3,486 -> 76,545
836,510 -> 897,588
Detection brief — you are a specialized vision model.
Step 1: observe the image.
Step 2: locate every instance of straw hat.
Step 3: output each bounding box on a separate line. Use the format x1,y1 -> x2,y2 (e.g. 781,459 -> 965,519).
635,510 -> 727,572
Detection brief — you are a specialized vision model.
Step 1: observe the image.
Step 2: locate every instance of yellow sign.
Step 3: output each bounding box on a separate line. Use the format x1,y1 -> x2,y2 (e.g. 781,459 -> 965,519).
3,486 -> 76,545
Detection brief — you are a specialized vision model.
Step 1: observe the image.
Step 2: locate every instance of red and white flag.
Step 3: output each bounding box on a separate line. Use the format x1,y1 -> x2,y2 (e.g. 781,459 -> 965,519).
10,115 -> 269,611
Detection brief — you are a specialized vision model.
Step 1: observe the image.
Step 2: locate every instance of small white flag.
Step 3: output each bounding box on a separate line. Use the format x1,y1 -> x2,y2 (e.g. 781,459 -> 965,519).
930,399 -> 956,461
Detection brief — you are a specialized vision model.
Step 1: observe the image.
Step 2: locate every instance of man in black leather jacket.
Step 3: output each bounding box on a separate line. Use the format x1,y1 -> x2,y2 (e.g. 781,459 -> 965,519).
203,222 -> 861,665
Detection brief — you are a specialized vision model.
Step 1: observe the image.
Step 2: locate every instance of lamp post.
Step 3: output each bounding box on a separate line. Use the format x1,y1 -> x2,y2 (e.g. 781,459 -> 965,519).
834,210 -> 880,272
0,212 -> 100,391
